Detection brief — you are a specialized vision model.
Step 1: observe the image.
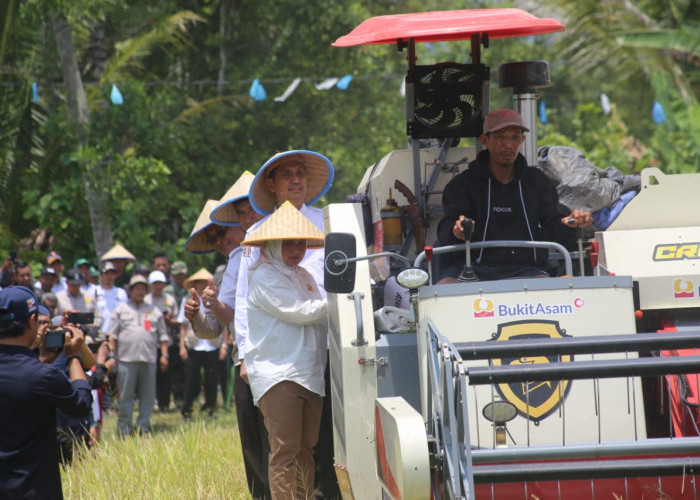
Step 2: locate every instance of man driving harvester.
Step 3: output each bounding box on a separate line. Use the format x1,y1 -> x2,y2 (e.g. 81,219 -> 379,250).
437,108 -> 592,282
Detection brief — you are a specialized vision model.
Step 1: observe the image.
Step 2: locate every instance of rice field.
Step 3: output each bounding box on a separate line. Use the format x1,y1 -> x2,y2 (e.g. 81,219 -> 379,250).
61,406 -> 250,499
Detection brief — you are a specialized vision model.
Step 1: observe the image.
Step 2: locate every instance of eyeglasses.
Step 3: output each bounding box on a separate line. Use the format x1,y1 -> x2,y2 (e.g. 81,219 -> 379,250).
270,168 -> 307,182
204,227 -> 227,245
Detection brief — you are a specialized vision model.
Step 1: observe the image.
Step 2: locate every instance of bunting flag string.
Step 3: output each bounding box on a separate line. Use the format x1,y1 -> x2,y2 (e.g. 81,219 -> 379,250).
19,75 -> 673,129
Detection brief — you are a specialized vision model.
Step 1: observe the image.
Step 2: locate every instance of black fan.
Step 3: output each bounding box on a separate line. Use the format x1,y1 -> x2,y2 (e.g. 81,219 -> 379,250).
407,63 -> 489,139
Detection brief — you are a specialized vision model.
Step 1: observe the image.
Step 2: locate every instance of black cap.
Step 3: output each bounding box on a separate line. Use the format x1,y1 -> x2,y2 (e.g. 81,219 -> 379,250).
65,269 -> 85,285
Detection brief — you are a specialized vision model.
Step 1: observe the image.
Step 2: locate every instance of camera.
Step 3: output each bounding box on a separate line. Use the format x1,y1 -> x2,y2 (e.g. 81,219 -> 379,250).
87,332 -> 108,353
45,329 -> 70,350
67,312 -> 94,325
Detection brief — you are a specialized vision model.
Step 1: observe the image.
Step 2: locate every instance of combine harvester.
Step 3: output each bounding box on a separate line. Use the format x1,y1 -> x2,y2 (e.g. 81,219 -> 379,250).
323,8 -> 700,500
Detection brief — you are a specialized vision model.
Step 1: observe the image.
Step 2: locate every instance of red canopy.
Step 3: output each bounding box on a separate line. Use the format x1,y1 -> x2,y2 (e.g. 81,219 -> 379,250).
332,9 -> 564,47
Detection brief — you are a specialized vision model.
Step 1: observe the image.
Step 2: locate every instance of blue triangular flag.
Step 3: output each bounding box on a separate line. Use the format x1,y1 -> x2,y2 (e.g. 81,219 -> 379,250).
652,101 -> 666,124
249,79 -> 267,101
110,84 -> 124,105
539,100 -> 547,124
32,82 -> 38,103
336,75 -> 353,90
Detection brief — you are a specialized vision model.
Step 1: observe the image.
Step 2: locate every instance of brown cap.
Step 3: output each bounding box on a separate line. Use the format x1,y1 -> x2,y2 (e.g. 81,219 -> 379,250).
241,201 -> 324,248
483,108 -> 529,134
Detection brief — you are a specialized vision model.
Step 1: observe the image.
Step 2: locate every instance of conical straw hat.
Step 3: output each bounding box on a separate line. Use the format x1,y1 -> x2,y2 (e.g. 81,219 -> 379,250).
186,199 -> 227,254
210,171 -> 255,226
183,267 -> 214,289
249,150 -> 334,216
241,201 -> 325,248
101,243 -> 136,262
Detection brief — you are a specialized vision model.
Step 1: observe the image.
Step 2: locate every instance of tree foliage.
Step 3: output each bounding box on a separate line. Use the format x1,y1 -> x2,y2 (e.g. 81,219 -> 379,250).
1,0 -> 700,270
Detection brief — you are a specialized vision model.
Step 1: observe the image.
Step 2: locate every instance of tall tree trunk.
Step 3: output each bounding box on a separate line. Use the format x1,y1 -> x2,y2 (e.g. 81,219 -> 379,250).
51,15 -> 114,260
217,0 -> 229,96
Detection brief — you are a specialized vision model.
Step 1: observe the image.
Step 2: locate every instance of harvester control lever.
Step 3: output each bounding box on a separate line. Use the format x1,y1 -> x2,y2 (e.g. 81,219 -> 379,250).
458,218 -> 478,282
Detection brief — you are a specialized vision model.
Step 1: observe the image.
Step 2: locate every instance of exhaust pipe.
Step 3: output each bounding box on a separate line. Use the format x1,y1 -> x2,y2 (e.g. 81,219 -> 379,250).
498,61 -> 551,167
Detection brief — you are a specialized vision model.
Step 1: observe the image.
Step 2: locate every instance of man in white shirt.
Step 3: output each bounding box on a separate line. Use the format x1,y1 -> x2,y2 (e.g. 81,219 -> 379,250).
95,262 -> 127,333
185,175 -> 269,499
204,150 -> 338,498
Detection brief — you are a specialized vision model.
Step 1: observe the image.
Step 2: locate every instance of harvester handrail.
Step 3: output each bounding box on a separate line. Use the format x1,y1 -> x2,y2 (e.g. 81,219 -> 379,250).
414,240 -> 573,276
467,355 -> 700,385
425,321 -> 700,490
472,456 -> 700,483
457,330 -> 700,359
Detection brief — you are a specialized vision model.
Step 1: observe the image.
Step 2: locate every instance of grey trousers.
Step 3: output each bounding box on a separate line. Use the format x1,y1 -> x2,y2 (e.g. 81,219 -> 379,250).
117,361 -> 156,435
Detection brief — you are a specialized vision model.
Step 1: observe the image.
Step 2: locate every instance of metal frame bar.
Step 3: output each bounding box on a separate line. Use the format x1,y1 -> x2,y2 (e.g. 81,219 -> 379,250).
423,320 -> 700,494
473,457 -> 700,483
457,330 -> 700,359
467,355 -> 700,384
415,240 -> 573,276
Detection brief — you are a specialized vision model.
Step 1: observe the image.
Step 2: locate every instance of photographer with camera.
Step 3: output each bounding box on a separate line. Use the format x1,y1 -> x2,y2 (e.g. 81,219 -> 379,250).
0,285 -> 91,499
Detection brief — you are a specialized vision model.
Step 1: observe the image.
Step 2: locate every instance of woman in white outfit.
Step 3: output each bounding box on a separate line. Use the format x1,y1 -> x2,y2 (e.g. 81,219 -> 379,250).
242,201 -> 327,500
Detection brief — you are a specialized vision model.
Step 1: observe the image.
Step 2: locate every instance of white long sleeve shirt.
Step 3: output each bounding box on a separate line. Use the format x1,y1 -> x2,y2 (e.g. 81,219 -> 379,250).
217,246 -> 243,317
244,261 -> 327,404
233,204 -> 325,360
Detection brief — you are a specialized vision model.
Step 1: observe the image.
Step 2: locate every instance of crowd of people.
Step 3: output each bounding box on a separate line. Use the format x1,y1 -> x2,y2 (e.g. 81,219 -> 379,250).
0,110 -> 595,499
0,147 -> 340,500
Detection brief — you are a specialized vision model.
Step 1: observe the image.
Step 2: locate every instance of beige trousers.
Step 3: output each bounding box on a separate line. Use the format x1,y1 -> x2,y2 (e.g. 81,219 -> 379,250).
258,381 -> 323,500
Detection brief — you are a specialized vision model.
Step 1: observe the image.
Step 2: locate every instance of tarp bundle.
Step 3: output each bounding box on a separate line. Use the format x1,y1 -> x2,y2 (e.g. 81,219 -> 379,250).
538,146 -> 641,229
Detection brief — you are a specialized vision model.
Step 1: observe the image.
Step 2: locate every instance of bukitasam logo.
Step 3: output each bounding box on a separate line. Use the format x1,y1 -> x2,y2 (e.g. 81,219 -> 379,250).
674,278 -> 695,299
473,297 -> 582,318
473,298 -> 494,317
654,243 -> 700,261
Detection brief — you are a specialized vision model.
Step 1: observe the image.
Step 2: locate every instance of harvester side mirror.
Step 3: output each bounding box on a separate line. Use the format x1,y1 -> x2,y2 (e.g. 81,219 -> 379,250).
324,232 -> 357,294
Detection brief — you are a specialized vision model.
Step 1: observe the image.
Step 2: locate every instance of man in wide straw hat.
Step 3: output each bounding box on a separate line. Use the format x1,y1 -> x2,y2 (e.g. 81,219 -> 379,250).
241,201 -> 327,500
229,150 -> 332,375
100,243 -> 136,288
228,150 -> 338,497
183,189 -> 268,499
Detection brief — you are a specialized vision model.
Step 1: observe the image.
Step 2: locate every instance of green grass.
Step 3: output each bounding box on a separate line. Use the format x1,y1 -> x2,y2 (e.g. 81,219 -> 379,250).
62,405 -> 250,499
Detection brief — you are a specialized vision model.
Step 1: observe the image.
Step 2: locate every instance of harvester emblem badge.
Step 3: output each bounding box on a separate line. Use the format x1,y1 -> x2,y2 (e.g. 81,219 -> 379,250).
673,278 -> 695,299
490,320 -> 572,422
473,298 -> 494,317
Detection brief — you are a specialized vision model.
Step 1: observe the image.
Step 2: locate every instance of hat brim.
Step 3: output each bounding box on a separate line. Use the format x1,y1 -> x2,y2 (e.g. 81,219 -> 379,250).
186,200 -> 238,254
210,172 -> 255,226
241,201 -> 325,248
183,268 -> 214,289
249,150 -> 334,216
100,244 -> 136,262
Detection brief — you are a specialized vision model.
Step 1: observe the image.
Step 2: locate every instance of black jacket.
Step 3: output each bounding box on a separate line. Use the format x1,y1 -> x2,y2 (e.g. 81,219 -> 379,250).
437,150 -> 573,272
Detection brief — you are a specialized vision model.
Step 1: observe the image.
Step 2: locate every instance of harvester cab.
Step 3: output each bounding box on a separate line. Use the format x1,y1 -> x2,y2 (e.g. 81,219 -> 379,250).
324,8 -> 700,500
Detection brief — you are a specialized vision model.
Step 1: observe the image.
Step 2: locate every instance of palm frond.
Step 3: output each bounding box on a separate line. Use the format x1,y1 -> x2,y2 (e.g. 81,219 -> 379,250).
172,95 -> 251,124
100,11 -> 205,85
